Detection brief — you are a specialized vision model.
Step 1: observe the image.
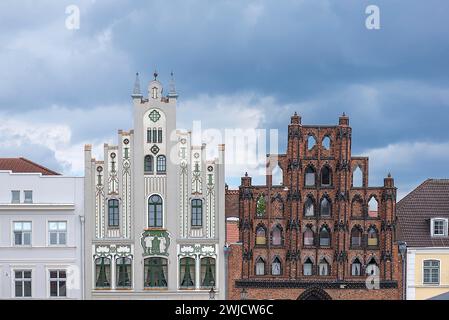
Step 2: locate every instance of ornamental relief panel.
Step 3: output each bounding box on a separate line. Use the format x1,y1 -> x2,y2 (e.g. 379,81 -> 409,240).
179,244 -> 216,257
141,230 -> 171,256
93,244 -> 133,259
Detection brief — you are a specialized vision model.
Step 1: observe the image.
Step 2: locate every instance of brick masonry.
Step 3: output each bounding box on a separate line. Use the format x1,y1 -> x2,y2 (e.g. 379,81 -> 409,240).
226,113 -> 403,300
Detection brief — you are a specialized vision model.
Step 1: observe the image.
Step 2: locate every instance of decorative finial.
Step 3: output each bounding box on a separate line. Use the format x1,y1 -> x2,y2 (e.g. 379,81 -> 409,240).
168,70 -> 179,99
131,72 -> 142,98
294,111 -> 297,116
388,172 -> 392,178
153,70 -> 158,80
342,112 -> 346,116
245,172 -> 248,177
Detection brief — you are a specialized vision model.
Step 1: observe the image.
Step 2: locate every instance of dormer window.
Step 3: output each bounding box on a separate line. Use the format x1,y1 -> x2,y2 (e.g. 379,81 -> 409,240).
431,218 -> 448,237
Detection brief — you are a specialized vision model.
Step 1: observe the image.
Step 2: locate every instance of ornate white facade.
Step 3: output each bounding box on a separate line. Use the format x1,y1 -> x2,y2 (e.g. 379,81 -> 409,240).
84,72 -> 226,299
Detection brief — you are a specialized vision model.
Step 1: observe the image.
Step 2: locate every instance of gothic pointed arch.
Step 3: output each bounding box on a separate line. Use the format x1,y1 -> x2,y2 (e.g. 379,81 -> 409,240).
304,164 -> 316,187
256,193 -> 266,217
297,287 -> 332,300
320,164 -> 332,186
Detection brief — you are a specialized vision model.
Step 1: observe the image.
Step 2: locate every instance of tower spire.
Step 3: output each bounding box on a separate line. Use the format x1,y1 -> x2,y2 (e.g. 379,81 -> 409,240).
131,72 -> 143,98
167,71 -> 179,99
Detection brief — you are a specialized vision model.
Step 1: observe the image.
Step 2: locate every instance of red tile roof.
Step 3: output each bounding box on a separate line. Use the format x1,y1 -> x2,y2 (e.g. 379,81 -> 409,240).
0,157 -> 60,176
397,179 -> 449,247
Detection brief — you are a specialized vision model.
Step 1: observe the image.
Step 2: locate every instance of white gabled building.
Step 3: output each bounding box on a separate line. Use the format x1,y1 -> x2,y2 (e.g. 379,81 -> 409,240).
84,72 -> 226,299
0,158 -> 84,299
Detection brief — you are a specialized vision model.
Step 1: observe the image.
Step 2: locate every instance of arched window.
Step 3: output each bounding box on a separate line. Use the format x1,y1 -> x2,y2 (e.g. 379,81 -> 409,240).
321,166 -> 331,186
319,226 -> 330,247
256,226 -> 267,245
423,260 -> 440,285
157,155 -> 166,173
351,258 -> 362,276
180,257 -> 195,288
366,258 -> 378,276
367,226 -> 378,247
320,197 -> 331,217
152,86 -> 158,99
322,136 -> 331,150
271,225 -> 283,246
272,163 -> 283,186
303,258 -> 313,276
303,227 -> 314,246
352,166 -> 363,187
307,135 -> 316,150
116,257 -> 132,288
305,166 -> 316,186
256,194 -> 266,217
95,257 -> 111,288
145,257 -> 168,288
368,197 -> 378,217
304,196 -> 315,217
255,257 -> 265,276
191,199 -> 203,227
108,199 -> 119,227
319,258 -> 330,276
351,226 -> 362,247
272,257 -> 282,276
201,257 -> 216,288
144,155 -> 154,173
148,195 -> 163,228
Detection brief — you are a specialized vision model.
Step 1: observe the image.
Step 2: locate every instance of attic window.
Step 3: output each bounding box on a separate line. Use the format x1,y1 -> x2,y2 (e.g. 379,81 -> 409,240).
431,218 -> 448,237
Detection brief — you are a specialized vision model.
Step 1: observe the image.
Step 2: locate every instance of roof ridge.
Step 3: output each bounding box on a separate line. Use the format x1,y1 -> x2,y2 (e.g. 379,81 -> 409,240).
18,157 -> 60,175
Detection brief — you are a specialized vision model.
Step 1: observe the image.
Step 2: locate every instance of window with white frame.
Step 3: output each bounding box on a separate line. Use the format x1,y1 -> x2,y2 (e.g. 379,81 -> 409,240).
14,270 -> 32,297
49,221 -> 67,245
11,190 -> 20,203
24,190 -> 33,203
423,260 -> 440,285
49,270 -> 67,297
431,218 -> 448,237
13,222 -> 32,246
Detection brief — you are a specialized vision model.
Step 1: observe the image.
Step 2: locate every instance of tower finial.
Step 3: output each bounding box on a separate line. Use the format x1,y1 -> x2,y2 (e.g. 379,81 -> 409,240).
168,70 -> 179,99
153,70 -> 158,80
131,72 -> 142,98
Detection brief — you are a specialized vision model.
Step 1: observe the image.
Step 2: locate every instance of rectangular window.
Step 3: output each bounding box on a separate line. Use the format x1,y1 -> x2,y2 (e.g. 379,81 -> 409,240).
49,221 -> 67,245
158,129 -> 162,143
423,260 -> 440,285
11,190 -> 20,203
191,199 -> 203,227
15,270 -> 32,297
49,270 -> 67,297
24,190 -> 33,204
14,222 -> 32,246
147,129 -> 151,143
152,128 -> 157,143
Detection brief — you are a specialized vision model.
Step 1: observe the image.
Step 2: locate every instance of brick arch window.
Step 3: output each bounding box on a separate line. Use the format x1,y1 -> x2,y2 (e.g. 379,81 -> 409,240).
304,196 -> 315,217
303,226 -> 314,246
366,257 -> 379,276
351,258 -> 362,276
307,135 -> 316,150
256,225 -> 267,245
319,258 -> 330,276
256,194 -> 266,217
352,165 -> 363,187
255,257 -> 265,276
350,226 -> 363,247
320,197 -> 331,217
319,226 -> 331,247
271,257 -> 282,276
303,257 -> 314,276
367,226 -> 378,247
322,136 -> 331,150
368,196 -> 379,217
271,224 -> 283,246
351,195 -> 364,217
320,165 -> 332,186
305,166 -> 316,187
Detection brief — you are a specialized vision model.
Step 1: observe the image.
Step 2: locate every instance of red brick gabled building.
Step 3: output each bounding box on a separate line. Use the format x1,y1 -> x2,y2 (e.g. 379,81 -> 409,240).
226,113 -> 402,300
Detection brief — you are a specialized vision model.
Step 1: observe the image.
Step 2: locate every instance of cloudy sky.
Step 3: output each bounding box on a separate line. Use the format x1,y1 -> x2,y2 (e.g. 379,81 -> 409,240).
0,0 -> 448,198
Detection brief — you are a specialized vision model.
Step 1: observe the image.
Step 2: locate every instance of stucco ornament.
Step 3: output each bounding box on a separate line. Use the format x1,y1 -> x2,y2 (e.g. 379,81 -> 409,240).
141,230 -> 171,256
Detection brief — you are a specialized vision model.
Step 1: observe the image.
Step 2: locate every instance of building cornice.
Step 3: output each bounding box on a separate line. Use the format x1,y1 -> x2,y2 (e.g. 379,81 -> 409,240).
0,203 -> 75,211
